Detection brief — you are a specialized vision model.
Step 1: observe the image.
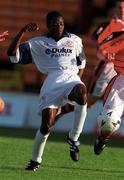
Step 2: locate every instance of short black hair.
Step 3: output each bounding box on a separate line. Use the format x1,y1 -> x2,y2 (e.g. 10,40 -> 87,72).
46,11 -> 63,27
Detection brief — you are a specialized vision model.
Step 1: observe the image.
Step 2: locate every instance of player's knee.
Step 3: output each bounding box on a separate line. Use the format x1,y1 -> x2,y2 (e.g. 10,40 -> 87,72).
76,84 -> 87,105
40,125 -> 51,135
97,111 -> 121,136
68,84 -> 87,105
40,118 -> 55,135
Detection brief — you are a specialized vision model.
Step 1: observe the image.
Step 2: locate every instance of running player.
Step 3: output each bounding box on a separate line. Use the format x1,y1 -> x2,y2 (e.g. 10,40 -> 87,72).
93,0 -> 124,155
7,11 -> 87,171
88,23 -> 117,107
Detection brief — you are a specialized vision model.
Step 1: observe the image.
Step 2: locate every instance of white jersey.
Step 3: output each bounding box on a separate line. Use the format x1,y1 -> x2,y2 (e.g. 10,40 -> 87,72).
10,32 -> 86,75
9,32 -> 86,110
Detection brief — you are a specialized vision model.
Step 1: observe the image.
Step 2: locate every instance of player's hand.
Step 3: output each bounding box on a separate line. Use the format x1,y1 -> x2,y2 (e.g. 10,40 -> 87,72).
107,52 -> 115,60
0,30 -> 9,42
101,49 -> 115,60
22,23 -> 39,32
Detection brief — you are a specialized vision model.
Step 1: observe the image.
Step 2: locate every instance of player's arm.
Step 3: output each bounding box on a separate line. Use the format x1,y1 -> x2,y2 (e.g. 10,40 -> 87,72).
77,52 -> 86,79
7,23 -> 38,56
76,37 -> 86,79
87,21 -> 112,108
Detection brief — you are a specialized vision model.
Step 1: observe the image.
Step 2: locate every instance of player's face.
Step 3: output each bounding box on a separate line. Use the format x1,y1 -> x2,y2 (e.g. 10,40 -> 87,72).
48,17 -> 64,39
117,2 -> 124,21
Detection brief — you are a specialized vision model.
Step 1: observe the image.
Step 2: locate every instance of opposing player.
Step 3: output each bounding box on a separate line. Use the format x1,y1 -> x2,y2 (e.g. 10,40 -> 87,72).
93,0 -> 124,155
88,23 -> 117,107
7,11 -> 87,171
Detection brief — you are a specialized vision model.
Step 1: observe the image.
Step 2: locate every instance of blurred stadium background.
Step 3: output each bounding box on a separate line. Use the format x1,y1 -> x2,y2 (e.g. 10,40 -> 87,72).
0,0 -> 116,92
1,0 -> 123,134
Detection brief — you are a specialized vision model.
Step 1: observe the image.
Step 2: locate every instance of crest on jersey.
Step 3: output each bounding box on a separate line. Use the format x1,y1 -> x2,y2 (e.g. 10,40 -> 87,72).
65,40 -> 74,48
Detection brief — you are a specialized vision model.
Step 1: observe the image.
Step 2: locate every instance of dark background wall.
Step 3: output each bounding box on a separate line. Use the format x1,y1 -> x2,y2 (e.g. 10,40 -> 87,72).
0,0 -> 117,92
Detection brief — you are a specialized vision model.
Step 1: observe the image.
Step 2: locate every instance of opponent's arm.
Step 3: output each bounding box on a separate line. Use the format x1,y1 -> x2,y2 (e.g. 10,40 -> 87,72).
7,23 -> 38,56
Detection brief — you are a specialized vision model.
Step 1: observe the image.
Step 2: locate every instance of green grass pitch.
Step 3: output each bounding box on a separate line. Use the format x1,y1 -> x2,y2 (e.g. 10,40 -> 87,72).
0,127 -> 124,180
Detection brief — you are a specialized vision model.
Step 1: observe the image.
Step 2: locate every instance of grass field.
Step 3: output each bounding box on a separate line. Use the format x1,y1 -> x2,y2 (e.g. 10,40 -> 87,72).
0,127 -> 124,180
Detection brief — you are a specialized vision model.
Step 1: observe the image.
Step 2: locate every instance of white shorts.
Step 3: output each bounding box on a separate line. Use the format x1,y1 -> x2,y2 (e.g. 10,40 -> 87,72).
103,75 -> 124,118
39,70 -> 84,112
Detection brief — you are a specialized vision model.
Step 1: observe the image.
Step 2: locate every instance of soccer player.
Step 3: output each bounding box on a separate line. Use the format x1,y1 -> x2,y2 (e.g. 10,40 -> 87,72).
7,11 -> 87,171
93,0 -> 124,155
88,23 -> 117,107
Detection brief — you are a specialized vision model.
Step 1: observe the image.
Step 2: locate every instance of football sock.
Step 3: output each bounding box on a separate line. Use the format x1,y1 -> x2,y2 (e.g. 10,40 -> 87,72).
69,103 -> 87,141
31,130 -> 49,163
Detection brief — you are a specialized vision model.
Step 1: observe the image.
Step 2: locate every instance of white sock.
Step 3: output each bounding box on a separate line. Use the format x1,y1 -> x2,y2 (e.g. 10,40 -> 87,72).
69,103 -> 87,141
31,130 -> 49,163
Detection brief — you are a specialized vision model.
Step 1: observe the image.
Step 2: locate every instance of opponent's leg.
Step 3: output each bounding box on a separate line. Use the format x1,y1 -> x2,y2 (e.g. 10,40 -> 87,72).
25,108 -> 58,171
67,84 -> 87,161
94,110 -> 121,155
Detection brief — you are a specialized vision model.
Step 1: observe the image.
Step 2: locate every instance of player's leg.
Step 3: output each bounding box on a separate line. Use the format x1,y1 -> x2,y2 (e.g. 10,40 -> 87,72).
94,110 -> 121,155
55,103 -> 74,120
94,75 -> 124,155
25,108 -> 58,171
67,83 -> 87,161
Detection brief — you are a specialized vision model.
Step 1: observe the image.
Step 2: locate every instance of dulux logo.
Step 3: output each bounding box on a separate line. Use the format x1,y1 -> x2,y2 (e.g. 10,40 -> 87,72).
45,47 -> 72,55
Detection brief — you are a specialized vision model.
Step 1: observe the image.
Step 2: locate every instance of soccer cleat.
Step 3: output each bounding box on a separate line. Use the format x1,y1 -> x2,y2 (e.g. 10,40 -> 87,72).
94,136 -> 108,155
25,160 -> 40,171
68,137 -> 80,161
